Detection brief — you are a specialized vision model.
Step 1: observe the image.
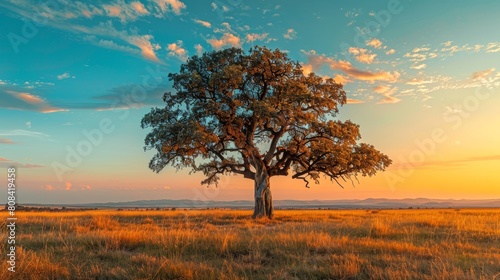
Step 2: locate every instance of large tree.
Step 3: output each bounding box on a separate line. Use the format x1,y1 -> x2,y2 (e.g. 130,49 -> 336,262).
141,46 -> 391,219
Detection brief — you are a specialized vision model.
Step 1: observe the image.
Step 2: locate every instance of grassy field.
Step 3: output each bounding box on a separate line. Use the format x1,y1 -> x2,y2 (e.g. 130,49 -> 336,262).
1,208 -> 499,280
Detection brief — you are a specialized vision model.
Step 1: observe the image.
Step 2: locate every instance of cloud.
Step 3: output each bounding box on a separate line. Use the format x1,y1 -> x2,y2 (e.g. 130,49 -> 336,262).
207,33 -> 241,49
88,83 -> 167,109
129,34 -> 161,62
407,78 -> 436,85
485,42 -> 500,53
471,68 -> 496,80
195,44 -> 204,56
395,154 -> 500,170
283,28 -> 297,40
366,38 -> 383,49
348,47 -> 377,64
102,2 -> 151,22
167,40 -> 188,61
346,98 -> 364,104
333,74 -> 351,84
411,63 -> 427,70
385,49 -> 395,55
74,23 -> 163,62
302,50 -> 400,83
246,33 -> 268,43
42,183 -> 92,191
0,138 -> 15,144
84,36 -> 139,54
152,0 -> 186,15
57,72 -> 75,80
194,19 -> 211,28
373,85 -> 400,104
1,90 -> 67,113
131,1 -> 148,14
412,47 -> 430,53
103,4 -> 122,18
0,157 -> 44,169
301,64 -> 313,76
330,60 -> 400,83
0,129 -> 49,138
404,52 -> 428,62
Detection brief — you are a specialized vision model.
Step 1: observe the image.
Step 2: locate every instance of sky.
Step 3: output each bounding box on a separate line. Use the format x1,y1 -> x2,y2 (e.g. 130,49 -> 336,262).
0,0 -> 499,204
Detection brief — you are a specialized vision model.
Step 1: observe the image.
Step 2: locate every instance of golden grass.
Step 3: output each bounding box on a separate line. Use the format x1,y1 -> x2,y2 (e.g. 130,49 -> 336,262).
1,208 -> 499,279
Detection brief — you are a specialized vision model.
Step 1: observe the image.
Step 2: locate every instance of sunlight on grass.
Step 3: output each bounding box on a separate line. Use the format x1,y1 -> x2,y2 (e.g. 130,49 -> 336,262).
1,209 -> 499,279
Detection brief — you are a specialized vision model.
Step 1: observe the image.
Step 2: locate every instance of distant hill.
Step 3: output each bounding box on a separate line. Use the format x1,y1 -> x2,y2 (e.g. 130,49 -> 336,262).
24,198 -> 500,209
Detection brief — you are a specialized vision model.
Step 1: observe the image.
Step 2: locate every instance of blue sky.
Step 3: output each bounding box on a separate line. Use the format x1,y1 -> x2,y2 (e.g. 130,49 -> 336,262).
1,0 -> 499,204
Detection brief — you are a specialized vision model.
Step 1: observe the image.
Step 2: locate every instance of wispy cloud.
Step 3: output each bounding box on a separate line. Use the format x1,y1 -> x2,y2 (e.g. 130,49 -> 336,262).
0,129 -> 49,139
346,98 -> 364,104
373,85 -> 400,104
246,33 -> 268,43
410,63 -> 427,70
152,0 -> 186,15
1,90 -> 67,113
57,72 -> 75,80
471,68 -> 496,80
283,28 -> 297,40
0,3 -> 164,62
302,50 -> 400,83
0,157 -> 44,168
194,19 -> 211,28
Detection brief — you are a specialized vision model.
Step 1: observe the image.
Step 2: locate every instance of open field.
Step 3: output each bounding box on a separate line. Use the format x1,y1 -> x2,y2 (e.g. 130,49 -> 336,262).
1,208 -> 499,280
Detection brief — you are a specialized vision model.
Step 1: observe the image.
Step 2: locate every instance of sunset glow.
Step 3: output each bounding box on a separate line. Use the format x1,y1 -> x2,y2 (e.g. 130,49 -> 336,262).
1,0 -> 499,204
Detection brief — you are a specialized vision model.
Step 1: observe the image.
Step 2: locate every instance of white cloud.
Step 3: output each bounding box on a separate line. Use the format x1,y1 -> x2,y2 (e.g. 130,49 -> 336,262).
411,63 -> 427,70
385,49 -> 395,55
485,42 -> 500,53
283,28 -> 297,40
246,33 -> 268,43
194,19 -> 211,28
57,72 -> 75,80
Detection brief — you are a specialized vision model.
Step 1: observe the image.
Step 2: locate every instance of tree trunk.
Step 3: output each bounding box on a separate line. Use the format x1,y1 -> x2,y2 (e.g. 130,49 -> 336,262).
252,167 -> 274,219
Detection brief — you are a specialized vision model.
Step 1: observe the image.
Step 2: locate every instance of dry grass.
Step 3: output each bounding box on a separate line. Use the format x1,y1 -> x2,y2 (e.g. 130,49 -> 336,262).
1,208 -> 499,279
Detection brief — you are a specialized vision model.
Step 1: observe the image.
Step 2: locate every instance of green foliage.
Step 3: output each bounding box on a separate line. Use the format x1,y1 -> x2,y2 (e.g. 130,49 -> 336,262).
141,46 -> 391,187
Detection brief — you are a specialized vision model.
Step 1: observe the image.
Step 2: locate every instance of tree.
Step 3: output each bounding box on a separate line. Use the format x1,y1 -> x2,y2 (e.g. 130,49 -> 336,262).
141,46 -> 391,219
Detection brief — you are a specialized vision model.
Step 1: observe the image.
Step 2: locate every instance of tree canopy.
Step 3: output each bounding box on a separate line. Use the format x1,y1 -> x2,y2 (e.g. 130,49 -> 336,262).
141,46 -> 391,218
